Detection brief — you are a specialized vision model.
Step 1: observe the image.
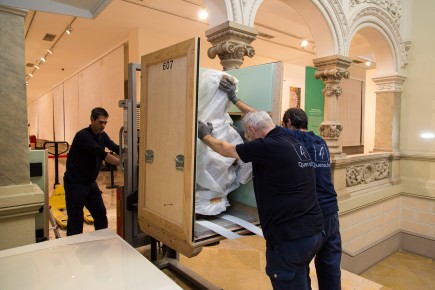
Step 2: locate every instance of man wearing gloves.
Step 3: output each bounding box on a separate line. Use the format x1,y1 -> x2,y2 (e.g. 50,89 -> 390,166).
198,108 -> 324,289
218,78 -> 342,290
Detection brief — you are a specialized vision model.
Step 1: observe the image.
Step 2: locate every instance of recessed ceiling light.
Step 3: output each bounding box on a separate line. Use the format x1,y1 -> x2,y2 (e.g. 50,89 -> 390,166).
300,39 -> 309,48
40,57 -> 46,62
66,27 -> 73,34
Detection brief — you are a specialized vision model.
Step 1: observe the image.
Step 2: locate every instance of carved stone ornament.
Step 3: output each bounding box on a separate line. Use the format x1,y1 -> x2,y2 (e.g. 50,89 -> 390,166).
315,68 -> 350,97
319,122 -> 343,139
207,40 -> 255,70
346,160 -> 390,187
206,21 -> 257,70
350,0 -> 402,24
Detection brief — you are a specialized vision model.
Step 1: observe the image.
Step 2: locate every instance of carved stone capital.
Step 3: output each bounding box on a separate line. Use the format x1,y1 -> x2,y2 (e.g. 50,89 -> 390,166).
206,21 -> 257,70
372,74 -> 406,92
313,55 -> 352,98
319,121 -> 343,139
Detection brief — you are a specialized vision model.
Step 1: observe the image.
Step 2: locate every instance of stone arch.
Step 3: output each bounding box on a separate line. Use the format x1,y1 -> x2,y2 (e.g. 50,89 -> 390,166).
347,7 -> 404,75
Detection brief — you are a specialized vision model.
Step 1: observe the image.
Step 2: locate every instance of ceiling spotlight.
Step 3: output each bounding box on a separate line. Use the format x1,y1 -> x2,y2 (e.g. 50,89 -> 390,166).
198,9 -> 208,20
40,56 -> 46,62
66,27 -> 73,34
47,49 -> 53,54
35,65 -> 40,69
29,73 -> 33,77
300,39 -> 309,48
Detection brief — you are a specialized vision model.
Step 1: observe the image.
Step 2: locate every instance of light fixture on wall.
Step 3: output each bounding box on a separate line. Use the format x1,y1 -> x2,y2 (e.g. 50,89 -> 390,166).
420,132 -> 434,139
66,26 -> 73,34
357,55 -> 375,67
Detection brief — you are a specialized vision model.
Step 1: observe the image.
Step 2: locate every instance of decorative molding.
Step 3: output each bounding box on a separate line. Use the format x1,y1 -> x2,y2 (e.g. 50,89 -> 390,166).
346,159 -> 390,187
372,74 -> 406,92
0,5 -> 27,17
350,0 -> 402,25
320,122 -> 343,138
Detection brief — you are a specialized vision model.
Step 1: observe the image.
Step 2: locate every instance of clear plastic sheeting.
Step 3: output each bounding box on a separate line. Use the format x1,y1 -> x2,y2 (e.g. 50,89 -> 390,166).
196,69 -> 252,215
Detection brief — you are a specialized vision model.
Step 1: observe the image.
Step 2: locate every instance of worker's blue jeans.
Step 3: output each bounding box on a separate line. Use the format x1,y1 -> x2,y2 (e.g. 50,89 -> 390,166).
64,173 -> 108,236
265,231 -> 324,290
312,212 -> 342,290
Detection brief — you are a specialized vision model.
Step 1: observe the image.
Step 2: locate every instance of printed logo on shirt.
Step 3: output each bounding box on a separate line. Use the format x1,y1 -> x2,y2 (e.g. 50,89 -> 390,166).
291,143 -> 314,168
313,144 -> 329,162
291,143 -> 311,161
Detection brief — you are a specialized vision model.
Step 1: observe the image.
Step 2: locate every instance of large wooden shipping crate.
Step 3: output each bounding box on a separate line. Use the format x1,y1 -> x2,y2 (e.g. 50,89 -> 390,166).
138,38 -> 282,257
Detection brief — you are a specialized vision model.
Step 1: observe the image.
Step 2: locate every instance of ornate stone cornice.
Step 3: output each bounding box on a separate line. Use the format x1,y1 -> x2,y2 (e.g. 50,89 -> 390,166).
372,74 -> 406,92
0,5 -> 27,17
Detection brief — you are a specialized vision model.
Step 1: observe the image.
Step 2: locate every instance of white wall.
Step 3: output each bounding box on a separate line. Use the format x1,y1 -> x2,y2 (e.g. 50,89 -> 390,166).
400,0 -> 435,153
364,69 -> 377,153
27,45 -> 124,145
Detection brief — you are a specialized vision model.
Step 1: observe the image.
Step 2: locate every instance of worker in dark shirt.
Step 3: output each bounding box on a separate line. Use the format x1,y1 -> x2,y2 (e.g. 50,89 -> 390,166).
64,107 -> 120,236
282,108 -> 341,290
198,110 -> 324,290
220,77 -> 341,289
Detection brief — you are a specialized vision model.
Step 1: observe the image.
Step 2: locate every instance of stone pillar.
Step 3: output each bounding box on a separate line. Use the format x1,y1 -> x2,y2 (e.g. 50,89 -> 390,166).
313,55 -> 352,159
371,75 -> 406,152
0,6 -> 44,250
205,21 -> 257,71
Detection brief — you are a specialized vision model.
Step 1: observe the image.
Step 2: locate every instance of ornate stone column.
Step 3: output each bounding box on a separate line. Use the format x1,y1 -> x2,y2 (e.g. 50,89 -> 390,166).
0,6 -> 44,250
205,21 -> 257,71
313,55 -> 353,159
371,75 -> 406,152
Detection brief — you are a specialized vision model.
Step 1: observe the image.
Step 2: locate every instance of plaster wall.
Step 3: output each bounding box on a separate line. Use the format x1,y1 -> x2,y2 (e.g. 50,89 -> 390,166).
400,0 -> 435,153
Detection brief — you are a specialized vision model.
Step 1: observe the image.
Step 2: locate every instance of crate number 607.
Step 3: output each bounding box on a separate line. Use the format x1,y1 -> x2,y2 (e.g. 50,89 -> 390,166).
163,60 -> 173,70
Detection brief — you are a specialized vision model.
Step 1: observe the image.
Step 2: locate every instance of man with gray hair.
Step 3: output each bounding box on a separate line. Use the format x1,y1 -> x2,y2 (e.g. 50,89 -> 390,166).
198,110 -> 324,290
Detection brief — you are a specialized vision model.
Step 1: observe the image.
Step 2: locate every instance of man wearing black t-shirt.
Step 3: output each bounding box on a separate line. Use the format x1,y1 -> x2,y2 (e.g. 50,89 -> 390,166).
64,107 -> 120,236
198,110 -> 324,290
282,108 -> 341,290
219,78 -> 341,289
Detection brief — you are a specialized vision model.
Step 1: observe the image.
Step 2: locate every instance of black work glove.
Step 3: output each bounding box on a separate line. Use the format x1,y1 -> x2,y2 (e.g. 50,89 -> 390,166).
219,78 -> 239,104
198,121 -> 213,140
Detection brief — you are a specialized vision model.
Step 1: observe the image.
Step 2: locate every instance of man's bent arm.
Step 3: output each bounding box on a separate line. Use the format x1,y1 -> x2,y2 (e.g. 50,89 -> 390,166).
234,99 -> 255,114
202,134 -> 240,159
105,152 -> 120,166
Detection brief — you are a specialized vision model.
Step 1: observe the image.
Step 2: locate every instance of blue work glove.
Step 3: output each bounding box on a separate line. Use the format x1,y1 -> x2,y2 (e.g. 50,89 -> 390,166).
198,121 -> 213,140
219,78 -> 239,104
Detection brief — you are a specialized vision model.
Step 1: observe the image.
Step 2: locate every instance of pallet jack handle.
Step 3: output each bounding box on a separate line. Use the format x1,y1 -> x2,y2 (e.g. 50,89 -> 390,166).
44,141 -> 69,188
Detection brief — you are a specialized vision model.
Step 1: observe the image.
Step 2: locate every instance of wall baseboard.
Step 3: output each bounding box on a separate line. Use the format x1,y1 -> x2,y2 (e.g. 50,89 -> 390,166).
341,231 -> 435,274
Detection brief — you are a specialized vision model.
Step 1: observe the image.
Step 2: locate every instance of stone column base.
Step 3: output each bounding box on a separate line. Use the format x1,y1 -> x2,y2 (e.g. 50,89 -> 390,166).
0,184 -> 44,250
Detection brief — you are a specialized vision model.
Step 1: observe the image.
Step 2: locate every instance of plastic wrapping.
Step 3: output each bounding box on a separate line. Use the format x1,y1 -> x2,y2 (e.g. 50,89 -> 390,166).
196,69 -> 252,215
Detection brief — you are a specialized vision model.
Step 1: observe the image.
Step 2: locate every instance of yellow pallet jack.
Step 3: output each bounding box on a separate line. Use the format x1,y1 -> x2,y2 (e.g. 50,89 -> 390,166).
49,184 -> 94,229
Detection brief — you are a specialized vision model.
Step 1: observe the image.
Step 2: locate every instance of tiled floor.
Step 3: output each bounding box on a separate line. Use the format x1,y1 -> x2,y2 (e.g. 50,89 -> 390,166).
361,250 -> 435,290
46,158 -> 434,290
